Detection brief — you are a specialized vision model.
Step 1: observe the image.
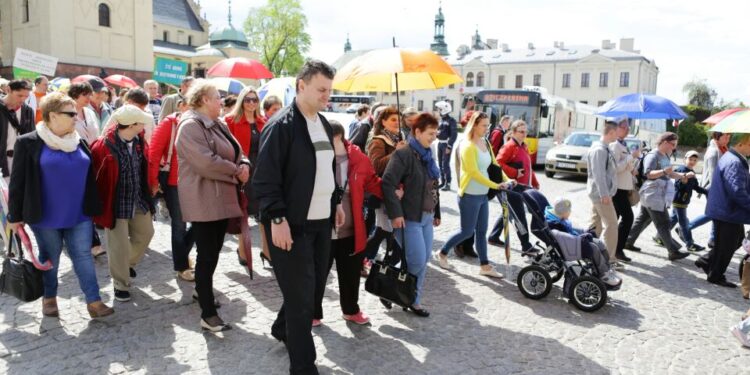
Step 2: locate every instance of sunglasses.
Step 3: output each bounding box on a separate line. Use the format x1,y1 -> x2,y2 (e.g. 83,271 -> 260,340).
244,97 -> 259,103
56,111 -> 77,118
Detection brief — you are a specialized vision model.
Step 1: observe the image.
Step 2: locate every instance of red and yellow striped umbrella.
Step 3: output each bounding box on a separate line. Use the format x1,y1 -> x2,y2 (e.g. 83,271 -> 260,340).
333,48 -> 462,93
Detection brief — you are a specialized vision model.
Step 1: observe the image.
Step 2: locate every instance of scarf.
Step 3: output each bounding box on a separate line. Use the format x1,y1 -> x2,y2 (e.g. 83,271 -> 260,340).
382,128 -> 402,145
36,123 -> 81,152
408,137 -> 440,180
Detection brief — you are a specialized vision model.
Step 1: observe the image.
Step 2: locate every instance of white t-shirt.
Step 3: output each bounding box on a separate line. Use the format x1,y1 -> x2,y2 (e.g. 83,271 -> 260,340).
306,115 -> 335,220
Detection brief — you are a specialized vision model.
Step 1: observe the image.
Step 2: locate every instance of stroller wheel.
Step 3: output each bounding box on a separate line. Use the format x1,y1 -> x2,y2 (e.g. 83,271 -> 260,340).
568,276 -> 608,312
517,265 -> 552,300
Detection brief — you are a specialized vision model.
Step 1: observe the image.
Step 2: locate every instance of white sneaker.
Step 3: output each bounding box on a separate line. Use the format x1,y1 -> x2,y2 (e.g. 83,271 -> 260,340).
611,261 -> 625,271
479,267 -> 504,279
731,325 -> 750,347
433,252 -> 452,269
600,270 -> 622,287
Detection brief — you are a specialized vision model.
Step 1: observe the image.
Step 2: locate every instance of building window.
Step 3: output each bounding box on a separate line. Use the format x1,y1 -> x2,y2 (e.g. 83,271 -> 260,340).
515,75 -> 523,89
562,73 -> 571,88
418,100 -> 424,111
22,0 -> 30,23
599,72 -> 608,87
533,74 -> 541,87
466,72 -> 474,87
580,100 -> 588,104
98,4 -> 111,27
368,91 -> 376,96
476,72 -> 485,87
188,36 -> 193,46
448,84 -> 455,89
597,100 -> 607,107
581,73 -> 590,88
163,31 -> 169,42
497,75 -> 505,89
620,72 -> 630,87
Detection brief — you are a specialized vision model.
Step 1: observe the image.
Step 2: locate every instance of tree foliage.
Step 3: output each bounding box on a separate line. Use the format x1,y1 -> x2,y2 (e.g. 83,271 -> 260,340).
682,79 -> 717,109
244,0 -> 311,76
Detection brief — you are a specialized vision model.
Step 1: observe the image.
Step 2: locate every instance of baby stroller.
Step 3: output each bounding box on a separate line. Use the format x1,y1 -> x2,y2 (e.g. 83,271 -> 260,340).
502,187 -> 620,312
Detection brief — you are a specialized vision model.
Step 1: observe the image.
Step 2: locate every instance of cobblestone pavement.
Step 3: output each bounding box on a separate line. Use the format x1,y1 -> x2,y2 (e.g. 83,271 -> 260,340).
1,173 -> 749,374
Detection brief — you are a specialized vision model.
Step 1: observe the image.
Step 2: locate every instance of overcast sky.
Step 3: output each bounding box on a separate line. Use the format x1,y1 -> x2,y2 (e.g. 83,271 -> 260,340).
204,0 -> 749,105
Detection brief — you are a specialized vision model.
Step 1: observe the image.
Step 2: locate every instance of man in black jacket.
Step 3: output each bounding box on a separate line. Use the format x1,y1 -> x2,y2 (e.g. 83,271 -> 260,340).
0,80 -> 35,180
435,101 -> 457,191
253,60 -> 344,375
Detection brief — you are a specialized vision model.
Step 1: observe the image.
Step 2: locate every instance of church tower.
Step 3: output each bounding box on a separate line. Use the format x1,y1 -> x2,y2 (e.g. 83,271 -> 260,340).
344,34 -> 352,53
430,3 -> 449,56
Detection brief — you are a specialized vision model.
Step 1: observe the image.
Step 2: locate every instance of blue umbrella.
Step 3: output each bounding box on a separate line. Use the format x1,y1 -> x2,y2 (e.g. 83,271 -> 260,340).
596,93 -> 687,119
209,77 -> 245,95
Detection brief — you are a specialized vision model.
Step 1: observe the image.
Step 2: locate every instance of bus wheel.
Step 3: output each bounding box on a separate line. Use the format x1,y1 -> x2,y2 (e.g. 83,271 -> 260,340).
545,171 -> 555,178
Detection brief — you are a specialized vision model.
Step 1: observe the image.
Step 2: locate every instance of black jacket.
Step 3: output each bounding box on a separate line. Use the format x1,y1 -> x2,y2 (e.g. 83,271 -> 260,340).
253,100 -> 340,228
382,146 -> 441,222
437,114 -> 457,146
8,131 -> 102,224
348,118 -> 372,151
0,102 -> 35,177
672,165 -> 708,208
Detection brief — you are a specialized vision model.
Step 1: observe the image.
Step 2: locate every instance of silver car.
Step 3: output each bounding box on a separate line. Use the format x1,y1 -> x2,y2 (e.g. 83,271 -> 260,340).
545,132 -> 643,178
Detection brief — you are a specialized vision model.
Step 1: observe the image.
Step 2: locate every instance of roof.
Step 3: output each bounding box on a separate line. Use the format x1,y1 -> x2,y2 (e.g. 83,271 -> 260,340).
209,24 -> 247,45
153,0 -> 204,32
330,50 -> 372,71
153,40 -> 197,58
448,44 -> 652,66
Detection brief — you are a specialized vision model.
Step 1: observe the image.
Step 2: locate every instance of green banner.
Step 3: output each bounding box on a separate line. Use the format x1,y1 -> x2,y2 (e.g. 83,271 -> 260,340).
153,57 -> 189,86
13,67 -> 39,80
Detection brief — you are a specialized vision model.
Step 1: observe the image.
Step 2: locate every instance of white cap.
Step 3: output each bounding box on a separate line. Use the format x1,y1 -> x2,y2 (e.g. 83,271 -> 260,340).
110,104 -> 154,127
685,150 -> 700,159
435,101 -> 452,116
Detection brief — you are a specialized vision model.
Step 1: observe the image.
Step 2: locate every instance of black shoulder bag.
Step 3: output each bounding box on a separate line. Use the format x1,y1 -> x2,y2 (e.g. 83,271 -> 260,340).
0,233 -> 44,302
365,229 -> 417,308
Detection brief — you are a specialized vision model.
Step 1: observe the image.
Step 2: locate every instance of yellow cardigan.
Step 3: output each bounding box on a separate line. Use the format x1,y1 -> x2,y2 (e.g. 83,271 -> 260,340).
458,140 -> 508,197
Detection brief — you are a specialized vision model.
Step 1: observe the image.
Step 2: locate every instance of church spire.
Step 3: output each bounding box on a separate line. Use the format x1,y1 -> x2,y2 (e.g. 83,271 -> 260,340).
228,0 -> 233,25
344,33 -> 352,53
430,2 -> 449,56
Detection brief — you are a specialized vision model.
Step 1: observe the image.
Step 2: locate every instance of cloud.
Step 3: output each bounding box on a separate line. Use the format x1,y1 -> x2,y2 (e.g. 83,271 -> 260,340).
202,0 -> 750,105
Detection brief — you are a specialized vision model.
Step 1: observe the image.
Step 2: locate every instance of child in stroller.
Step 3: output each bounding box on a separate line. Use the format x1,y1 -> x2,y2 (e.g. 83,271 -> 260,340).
544,197 -> 621,287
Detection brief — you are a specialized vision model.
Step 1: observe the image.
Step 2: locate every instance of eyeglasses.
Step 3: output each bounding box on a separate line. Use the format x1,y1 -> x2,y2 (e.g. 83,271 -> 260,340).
244,97 -> 259,103
56,111 -> 77,118
515,130 -> 527,134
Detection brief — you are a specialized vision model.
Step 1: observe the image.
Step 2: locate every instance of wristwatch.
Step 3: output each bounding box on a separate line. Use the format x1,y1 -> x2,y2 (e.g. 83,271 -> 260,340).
271,217 -> 285,225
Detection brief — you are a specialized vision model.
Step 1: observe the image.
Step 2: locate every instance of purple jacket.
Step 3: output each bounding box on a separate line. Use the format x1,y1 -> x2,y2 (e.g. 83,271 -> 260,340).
706,149 -> 750,224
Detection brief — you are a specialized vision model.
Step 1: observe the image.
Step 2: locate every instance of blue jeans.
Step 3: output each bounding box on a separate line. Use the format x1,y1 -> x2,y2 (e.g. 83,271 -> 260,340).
31,220 -> 101,304
394,212 -> 434,306
441,194 -> 490,265
688,213 -> 714,243
670,208 -> 713,246
160,172 -> 195,271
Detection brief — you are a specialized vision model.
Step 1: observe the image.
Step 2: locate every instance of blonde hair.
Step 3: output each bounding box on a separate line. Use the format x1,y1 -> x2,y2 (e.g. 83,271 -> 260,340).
463,111 -> 489,141
143,80 -> 159,88
185,79 -> 218,109
228,85 -> 260,121
40,92 -> 76,123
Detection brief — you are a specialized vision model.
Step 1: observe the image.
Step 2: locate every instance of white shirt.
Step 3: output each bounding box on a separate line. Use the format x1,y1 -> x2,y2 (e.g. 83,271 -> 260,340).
306,115 -> 335,220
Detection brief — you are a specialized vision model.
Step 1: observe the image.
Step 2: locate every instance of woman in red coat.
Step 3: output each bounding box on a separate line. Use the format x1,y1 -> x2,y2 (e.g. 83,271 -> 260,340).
313,121 -> 386,326
225,86 -> 267,266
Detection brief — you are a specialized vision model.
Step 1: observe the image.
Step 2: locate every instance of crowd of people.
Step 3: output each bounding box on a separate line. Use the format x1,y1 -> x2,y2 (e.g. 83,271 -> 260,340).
2,58 -> 750,373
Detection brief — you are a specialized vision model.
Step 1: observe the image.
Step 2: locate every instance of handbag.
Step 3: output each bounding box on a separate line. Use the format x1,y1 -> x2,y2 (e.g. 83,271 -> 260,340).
627,189 -> 640,206
0,233 -> 44,302
364,230 -> 417,308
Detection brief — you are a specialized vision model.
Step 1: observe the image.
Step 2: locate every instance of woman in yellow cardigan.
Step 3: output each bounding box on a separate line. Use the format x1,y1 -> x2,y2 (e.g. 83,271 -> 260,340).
434,112 -> 514,278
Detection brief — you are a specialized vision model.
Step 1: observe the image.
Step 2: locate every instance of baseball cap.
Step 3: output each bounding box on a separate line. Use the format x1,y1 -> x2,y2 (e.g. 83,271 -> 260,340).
110,104 -> 154,127
88,79 -> 109,92
685,150 -> 700,159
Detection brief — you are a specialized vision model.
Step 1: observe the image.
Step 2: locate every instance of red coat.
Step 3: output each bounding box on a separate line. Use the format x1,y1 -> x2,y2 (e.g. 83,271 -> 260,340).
497,138 -> 539,189
224,113 -> 265,157
345,141 -> 384,253
90,126 -> 152,229
148,113 -> 181,188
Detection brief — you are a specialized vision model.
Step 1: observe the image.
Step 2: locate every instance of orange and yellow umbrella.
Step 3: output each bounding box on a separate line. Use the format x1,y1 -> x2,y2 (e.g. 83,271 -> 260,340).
333,48 -> 462,93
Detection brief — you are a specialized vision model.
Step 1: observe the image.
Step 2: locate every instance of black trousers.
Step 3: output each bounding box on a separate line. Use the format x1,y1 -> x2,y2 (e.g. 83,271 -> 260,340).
703,219 -> 744,282
488,193 -> 531,251
613,189 -> 634,255
314,236 -> 363,319
267,219 -> 330,375
192,219 -> 228,319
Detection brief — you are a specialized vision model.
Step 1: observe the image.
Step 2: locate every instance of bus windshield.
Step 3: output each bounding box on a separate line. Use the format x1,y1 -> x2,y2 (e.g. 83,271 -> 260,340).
326,95 -> 374,113
480,104 -> 540,136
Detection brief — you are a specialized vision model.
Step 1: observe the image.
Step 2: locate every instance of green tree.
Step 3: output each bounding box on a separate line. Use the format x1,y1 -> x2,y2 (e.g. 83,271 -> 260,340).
682,79 -> 717,109
244,0 -> 311,77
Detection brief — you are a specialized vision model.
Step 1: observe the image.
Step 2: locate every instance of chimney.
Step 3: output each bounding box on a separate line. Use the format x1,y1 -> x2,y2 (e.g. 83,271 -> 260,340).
501,43 -> 510,52
558,41 -> 566,50
619,38 -> 635,52
553,41 -> 559,48
601,39 -> 616,49
486,39 -> 498,49
528,42 -> 535,50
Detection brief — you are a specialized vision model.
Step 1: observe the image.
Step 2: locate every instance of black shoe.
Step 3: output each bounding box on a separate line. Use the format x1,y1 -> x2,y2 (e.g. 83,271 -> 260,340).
674,228 -> 686,243
668,250 -> 690,261
259,252 -> 272,267
687,244 -> 706,252
237,250 -> 248,266
522,248 -> 541,257
653,236 -> 665,247
114,289 -> 131,302
129,267 -> 137,278
453,244 -> 465,258
271,329 -> 287,343
694,257 -> 709,274
403,305 -> 430,317
708,278 -> 737,288
201,316 -> 232,332
441,185 -> 451,191
615,252 -> 632,263
438,181 -> 446,188
488,237 -> 505,247
379,298 -> 393,310
192,290 -> 221,308
623,243 -> 641,252
708,240 -> 715,249
463,246 -> 478,258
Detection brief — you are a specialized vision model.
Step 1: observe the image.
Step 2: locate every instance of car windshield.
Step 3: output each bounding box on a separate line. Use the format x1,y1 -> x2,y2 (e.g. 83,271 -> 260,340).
564,133 -> 600,147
